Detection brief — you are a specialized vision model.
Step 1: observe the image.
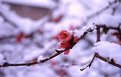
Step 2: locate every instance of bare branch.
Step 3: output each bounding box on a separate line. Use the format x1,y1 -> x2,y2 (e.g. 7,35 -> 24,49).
96,26 -> 101,42
80,52 -> 98,71
99,24 -> 121,31
0,12 -> 18,28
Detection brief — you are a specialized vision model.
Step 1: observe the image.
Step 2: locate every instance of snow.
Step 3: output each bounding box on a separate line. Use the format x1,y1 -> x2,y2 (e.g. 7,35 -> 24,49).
37,55 -> 43,63
74,25 -> 95,37
94,14 -> 121,27
0,53 -> 5,65
0,4 -> 49,34
23,48 -> 44,61
0,0 -> 121,77
92,41 -> 121,63
67,2 -> 87,18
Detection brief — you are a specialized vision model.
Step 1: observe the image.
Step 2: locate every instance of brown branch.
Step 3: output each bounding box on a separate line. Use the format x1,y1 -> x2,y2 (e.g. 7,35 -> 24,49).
80,24 -> 121,71
98,24 -> 121,31
0,27 -> 95,67
80,52 -> 121,71
96,26 -> 101,42
80,52 -> 98,71
0,25 -> 121,69
96,53 -> 121,68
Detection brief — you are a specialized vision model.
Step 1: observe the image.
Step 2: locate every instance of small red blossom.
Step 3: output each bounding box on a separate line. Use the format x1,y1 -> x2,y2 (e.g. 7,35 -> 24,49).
111,32 -> 121,39
16,32 -> 25,42
51,60 -> 58,67
117,41 -> 121,45
58,30 -> 72,43
112,32 -> 121,45
59,42 -> 71,48
57,30 -> 80,55
74,37 -> 79,43
64,49 -> 70,55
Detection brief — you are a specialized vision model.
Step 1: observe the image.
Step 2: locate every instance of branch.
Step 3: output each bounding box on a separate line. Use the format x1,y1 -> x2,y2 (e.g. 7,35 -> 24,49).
80,24 -> 121,71
0,25 -> 121,69
0,27 -> 95,67
0,12 -> 18,28
96,53 -> 121,68
96,26 -> 101,42
80,52 -> 98,71
98,24 -> 121,31
80,52 -> 121,71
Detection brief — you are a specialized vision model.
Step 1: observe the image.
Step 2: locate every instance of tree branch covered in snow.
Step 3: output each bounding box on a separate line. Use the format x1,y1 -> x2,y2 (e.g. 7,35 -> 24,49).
95,53 -> 121,68
0,12 -> 18,28
0,25 -> 121,70
0,26 -> 94,67
80,24 -> 121,71
0,0 -> 121,76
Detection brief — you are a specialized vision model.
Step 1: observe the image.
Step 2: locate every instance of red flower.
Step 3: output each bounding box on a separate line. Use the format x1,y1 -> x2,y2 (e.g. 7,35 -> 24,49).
64,49 -> 70,55
57,30 -> 80,55
59,42 -> 71,48
74,37 -> 79,43
16,32 -> 25,42
58,30 -> 72,43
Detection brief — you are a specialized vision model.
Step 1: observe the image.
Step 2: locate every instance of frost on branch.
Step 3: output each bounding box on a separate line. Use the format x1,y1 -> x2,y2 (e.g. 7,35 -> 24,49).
37,55 -> 44,63
74,25 -> 95,37
0,53 -> 5,65
92,41 -> 121,64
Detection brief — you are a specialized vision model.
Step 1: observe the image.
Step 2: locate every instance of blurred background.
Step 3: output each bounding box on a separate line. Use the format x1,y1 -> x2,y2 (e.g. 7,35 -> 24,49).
0,0 -> 121,77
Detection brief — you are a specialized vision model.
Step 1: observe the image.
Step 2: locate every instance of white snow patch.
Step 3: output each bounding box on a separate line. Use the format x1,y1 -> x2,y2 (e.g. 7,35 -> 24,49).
94,14 -> 121,27
37,55 -> 44,63
92,41 -> 121,64
0,53 -> 5,65
74,25 -> 95,37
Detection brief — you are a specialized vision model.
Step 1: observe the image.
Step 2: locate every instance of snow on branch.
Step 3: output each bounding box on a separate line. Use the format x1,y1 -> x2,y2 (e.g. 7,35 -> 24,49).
0,26 -> 94,67
92,41 -> 121,64
0,25 -> 121,71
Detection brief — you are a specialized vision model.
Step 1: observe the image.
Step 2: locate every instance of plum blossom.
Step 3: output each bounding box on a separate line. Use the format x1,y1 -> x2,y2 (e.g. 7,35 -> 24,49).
58,30 -> 72,43
57,30 -> 79,55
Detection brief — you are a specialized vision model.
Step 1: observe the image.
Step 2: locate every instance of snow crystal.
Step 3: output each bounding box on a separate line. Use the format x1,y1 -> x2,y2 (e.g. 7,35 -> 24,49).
92,41 -> 121,64
23,48 -> 45,61
94,14 -> 121,27
37,55 -> 43,63
0,53 -> 5,65
74,25 -> 95,37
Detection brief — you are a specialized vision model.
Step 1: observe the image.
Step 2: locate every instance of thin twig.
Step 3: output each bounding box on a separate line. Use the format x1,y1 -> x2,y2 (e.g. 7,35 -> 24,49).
80,52 -> 98,71
99,24 -> 121,31
0,12 -> 18,28
96,53 -> 121,68
96,26 -> 101,42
